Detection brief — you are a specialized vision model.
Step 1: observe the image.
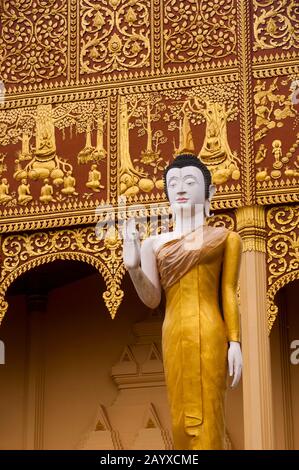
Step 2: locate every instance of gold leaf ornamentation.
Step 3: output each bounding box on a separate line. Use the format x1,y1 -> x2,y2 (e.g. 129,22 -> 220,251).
0,226 -> 126,323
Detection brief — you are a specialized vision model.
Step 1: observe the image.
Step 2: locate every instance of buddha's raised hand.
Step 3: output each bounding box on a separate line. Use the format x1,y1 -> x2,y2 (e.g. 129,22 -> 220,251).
122,217 -> 141,270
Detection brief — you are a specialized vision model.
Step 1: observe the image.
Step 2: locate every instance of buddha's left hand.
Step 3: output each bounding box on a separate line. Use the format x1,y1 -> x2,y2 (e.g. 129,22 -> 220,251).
228,341 -> 242,388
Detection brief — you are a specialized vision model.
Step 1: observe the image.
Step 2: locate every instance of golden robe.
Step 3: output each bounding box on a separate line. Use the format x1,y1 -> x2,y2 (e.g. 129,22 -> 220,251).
156,224 -> 242,450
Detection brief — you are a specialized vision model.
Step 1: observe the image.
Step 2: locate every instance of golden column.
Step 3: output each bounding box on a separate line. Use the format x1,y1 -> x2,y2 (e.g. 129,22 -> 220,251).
236,205 -> 275,449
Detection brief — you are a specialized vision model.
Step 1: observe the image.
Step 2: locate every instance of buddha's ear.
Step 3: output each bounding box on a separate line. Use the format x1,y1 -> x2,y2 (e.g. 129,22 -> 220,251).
208,183 -> 216,200
204,184 -> 216,217
204,199 -> 210,217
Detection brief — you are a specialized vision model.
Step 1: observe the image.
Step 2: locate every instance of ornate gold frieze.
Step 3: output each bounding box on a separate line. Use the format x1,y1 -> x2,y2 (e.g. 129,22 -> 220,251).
0,99 -> 109,221
253,77 -> 297,143
115,82 -> 242,206
0,77 -> 244,233
252,75 -> 299,208
1,65 -> 298,233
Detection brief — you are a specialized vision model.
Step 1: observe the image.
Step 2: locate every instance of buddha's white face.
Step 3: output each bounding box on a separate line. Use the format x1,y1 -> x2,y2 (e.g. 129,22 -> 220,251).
166,165 -> 206,210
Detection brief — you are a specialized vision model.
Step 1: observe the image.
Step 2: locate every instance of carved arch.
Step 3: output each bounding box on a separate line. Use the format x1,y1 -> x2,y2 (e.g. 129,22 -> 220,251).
0,226 -> 126,325
267,271 -> 299,334
266,205 -> 299,333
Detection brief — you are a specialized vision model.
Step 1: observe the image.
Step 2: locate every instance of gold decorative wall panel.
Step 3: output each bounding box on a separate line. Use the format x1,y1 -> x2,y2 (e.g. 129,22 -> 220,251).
163,0 -> 237,70
253,1 -> 299,56
254,76 -> 299,205
0,0 -> 69,85
80,0 -> 152,75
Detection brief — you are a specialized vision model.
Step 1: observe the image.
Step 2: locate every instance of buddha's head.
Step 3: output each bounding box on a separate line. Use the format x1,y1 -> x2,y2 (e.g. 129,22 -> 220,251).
163,153 -> 215,218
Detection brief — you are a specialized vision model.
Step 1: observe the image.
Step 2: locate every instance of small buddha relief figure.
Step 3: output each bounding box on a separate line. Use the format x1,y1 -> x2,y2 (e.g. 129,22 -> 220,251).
61,171 -> 78,196
86,164 -> 105,192
0,178 -> 12,204
39,178 -> 55,203
18,178 -> 33,205
122,149 -> 243,449
255,143 -> 267,164
272,139 -> 283,169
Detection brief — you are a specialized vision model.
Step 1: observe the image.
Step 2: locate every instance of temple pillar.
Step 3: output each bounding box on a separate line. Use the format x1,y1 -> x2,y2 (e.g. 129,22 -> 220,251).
236,205 -> 275,449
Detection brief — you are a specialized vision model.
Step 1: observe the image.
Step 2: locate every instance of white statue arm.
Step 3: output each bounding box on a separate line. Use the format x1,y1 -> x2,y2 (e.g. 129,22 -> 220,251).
122,217 -> 161,309
228,341 -> 242,388
221,232 -> 243,389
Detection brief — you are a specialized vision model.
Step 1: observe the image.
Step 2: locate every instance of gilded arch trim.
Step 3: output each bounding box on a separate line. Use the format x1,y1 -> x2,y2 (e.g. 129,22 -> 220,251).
0,226 -> 126,325
267,270 -> 299,334
266,205 -> 299,333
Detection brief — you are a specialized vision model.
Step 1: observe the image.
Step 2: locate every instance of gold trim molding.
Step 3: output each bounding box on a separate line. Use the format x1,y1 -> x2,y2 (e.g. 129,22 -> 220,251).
2,71 -> 239,107
0,197 -> 241,234
236,205 -> 266,252
237,0 -> 255,206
